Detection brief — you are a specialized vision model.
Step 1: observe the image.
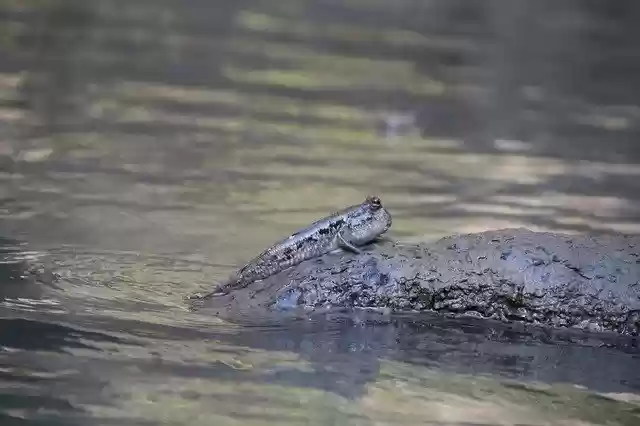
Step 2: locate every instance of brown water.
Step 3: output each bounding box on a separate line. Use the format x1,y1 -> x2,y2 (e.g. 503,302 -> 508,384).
1,1 -> 640,425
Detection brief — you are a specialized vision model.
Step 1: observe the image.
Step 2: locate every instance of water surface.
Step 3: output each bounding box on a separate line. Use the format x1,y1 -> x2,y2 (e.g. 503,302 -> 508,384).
1,1 -> 640,424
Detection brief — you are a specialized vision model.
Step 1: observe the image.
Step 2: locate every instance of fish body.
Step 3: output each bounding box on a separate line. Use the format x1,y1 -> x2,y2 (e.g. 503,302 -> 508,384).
191,195 -> 392,300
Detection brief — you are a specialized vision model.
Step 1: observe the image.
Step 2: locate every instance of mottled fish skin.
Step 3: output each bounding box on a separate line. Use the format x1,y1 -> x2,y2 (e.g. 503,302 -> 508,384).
191,195 -> 392,300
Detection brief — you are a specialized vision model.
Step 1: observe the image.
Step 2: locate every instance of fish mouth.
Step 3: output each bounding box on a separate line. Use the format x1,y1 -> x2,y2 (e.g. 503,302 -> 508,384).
381,208 -> 393,233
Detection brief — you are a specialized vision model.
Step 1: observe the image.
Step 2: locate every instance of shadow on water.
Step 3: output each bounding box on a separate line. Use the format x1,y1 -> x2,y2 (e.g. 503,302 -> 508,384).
201,310 -> 640,394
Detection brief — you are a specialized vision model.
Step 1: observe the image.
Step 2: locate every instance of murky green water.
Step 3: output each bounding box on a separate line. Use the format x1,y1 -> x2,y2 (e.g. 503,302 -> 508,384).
1,1 -> 640,425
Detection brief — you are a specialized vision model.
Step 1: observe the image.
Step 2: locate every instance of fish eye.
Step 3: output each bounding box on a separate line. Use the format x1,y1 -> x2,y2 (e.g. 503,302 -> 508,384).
365,195 -> 382,208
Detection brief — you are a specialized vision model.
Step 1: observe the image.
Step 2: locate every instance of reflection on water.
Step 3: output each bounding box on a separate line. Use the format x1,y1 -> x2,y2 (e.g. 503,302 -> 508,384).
1,0 -> 640,424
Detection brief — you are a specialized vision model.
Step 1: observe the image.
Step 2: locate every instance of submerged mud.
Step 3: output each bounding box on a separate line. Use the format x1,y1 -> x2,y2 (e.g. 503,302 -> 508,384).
201,228 -> 640,336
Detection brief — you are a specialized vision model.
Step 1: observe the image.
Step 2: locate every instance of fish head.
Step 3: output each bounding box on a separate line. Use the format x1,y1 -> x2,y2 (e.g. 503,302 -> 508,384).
343,195 -> 393,245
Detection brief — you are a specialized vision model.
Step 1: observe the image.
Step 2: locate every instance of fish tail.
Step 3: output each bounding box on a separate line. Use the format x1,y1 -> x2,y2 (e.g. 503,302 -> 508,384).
186,275 -> 239,308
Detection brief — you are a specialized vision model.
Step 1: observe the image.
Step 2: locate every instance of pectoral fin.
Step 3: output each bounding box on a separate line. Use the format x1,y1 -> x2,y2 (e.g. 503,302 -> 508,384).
337,231 -> 362,254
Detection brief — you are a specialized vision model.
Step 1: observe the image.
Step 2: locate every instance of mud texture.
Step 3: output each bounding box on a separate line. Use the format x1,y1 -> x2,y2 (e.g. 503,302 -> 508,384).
201,228 -> 640,335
